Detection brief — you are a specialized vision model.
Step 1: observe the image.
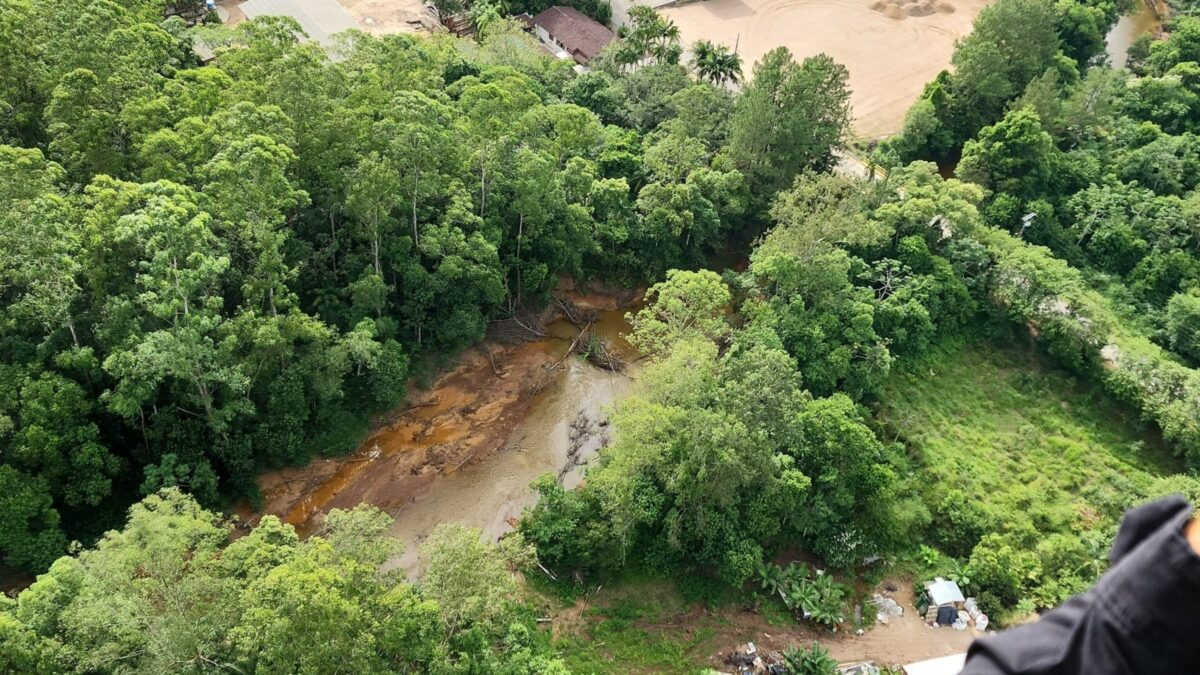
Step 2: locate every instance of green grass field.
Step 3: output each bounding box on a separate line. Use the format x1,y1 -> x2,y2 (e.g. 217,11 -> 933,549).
880,341 -> 1180,537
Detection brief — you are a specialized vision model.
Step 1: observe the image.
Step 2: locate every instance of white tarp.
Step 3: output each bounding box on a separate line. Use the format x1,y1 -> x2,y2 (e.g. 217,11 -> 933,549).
927,578 -> 966,607
242,0 -> 358,44
903,653 -> 967,675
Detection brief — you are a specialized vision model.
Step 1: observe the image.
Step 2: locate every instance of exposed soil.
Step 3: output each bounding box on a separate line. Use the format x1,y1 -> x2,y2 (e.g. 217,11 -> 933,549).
660,0 -> 992,139
707,582 -> 979,669
252,338 -> 559,536
337,0 -> 435,34
249,281 -> 643,543
555,576 -> 979,671
216,0 -> 247,25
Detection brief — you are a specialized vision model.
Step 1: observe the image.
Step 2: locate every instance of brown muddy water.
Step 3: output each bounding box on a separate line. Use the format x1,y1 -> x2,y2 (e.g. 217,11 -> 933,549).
250,300 -> 641,576
384,345 -> 633,574
1107,1 -> 1163,68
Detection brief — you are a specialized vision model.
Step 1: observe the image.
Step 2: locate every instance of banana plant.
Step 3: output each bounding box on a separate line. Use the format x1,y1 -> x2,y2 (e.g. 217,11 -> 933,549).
786,579 -> 819,615
755,560 -> 785,597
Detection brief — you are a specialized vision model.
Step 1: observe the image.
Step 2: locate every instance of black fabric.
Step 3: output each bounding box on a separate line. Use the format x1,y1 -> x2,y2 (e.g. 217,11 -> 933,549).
961,496 -> 1200,674
937,605 -> 957,626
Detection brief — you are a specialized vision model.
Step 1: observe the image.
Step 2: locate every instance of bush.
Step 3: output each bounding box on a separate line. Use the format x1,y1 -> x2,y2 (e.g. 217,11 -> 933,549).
1165,289 -> 1200,362
782,642 -> 838,675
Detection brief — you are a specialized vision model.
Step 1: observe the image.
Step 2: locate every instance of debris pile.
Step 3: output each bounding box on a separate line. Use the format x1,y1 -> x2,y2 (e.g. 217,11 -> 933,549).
722,642 -> 785,675
871,593 -> 904,625
719,643 -> 880,675
963,597 -> 989,631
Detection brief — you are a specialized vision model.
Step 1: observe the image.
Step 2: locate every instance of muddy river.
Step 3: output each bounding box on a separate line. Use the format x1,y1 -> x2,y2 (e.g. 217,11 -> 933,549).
1107,0 -> 1163,68
384,347 -> 633,573
250,297 -> 640,576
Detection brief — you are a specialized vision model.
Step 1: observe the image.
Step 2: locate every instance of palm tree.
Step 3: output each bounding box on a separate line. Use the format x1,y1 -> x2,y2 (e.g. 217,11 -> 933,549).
718,49 -> 742,85
626,6 -> 682,65
691,39 -> 716,77
469,0 -> 506,39
690,39 -> 742,87
655,18 -> 681,54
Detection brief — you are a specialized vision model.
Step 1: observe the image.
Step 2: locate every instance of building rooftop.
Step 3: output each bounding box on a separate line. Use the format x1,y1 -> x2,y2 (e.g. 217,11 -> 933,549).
926,578 -> 965,606
531,6 -> 614,63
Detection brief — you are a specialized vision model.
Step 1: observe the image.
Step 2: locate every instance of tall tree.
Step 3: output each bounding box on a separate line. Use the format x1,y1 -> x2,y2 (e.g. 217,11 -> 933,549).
729,48 -> 851,203
690,40 -> 742,87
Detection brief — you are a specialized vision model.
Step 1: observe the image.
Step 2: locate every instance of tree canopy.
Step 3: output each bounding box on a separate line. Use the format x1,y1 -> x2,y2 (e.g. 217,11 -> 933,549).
0,0 -> 851,573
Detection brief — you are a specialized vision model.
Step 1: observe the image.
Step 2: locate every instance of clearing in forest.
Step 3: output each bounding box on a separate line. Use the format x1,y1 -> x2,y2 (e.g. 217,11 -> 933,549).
547,575 -> 976,673
660,0 -> 990,138
880,341 -> 1179,534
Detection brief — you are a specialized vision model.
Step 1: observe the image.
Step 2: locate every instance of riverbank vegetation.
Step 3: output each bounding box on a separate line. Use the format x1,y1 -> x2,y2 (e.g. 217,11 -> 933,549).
522,158 -> 1200,625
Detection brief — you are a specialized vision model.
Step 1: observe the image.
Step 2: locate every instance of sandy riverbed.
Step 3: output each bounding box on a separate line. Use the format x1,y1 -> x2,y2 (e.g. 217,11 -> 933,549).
661,0 -> 991,139
249,285 -> 642,575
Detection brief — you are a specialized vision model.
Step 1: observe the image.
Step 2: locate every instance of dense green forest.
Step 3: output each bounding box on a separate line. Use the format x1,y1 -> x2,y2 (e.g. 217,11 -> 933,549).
1,489 -> 570,672
0,0 -> 848,574
6,0 -> 1200,669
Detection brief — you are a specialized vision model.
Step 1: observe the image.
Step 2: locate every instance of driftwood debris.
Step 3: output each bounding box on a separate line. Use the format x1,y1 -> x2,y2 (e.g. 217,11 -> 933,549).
584,335 -> 625,372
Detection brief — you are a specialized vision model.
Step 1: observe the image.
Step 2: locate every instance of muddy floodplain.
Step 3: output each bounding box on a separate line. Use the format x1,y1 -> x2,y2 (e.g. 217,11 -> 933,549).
249,286 -> 641,575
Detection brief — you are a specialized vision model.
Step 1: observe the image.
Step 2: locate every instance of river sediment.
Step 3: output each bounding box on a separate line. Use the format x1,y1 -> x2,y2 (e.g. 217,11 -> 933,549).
248,281 -> 642,574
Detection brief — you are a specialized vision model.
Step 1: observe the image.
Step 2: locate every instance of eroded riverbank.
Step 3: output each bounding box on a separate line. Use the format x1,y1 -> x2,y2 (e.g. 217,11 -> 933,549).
248,283 -> 642,574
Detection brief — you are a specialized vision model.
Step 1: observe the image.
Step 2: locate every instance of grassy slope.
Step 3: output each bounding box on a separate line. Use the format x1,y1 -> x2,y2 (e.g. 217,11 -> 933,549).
879,340 -> 1178,534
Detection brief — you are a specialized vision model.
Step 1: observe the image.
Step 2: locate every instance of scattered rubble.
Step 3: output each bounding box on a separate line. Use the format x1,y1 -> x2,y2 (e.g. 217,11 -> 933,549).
559,411 -> 612,479
872,593 -> 904,625
723,642 -> 786,674
722,642 -> 881,674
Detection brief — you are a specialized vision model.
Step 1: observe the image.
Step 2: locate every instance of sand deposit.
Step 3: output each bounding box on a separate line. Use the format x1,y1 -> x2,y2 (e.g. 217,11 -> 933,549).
661,0 -> 992,138
338,0 -> 436,34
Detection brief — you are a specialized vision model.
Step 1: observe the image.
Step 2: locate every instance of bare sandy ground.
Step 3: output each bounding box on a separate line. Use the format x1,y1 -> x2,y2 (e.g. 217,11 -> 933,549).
219,0 -> 431,35
338,0 -> 432,34
661,0 -> 992,138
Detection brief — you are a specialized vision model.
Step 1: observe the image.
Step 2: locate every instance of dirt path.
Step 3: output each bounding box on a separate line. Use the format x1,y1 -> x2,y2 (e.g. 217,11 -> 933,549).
697,581 -> 978,669
216,0 -> 247,25
219,0 -> 432,34
661,0 -> 992,139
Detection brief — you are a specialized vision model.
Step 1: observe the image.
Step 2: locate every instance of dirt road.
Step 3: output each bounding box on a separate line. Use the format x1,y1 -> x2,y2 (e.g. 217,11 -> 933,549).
661,0 -> 991,139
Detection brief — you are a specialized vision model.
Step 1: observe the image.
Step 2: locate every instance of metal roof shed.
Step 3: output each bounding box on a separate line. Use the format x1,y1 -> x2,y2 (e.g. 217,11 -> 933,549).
927,578 -> 965,607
